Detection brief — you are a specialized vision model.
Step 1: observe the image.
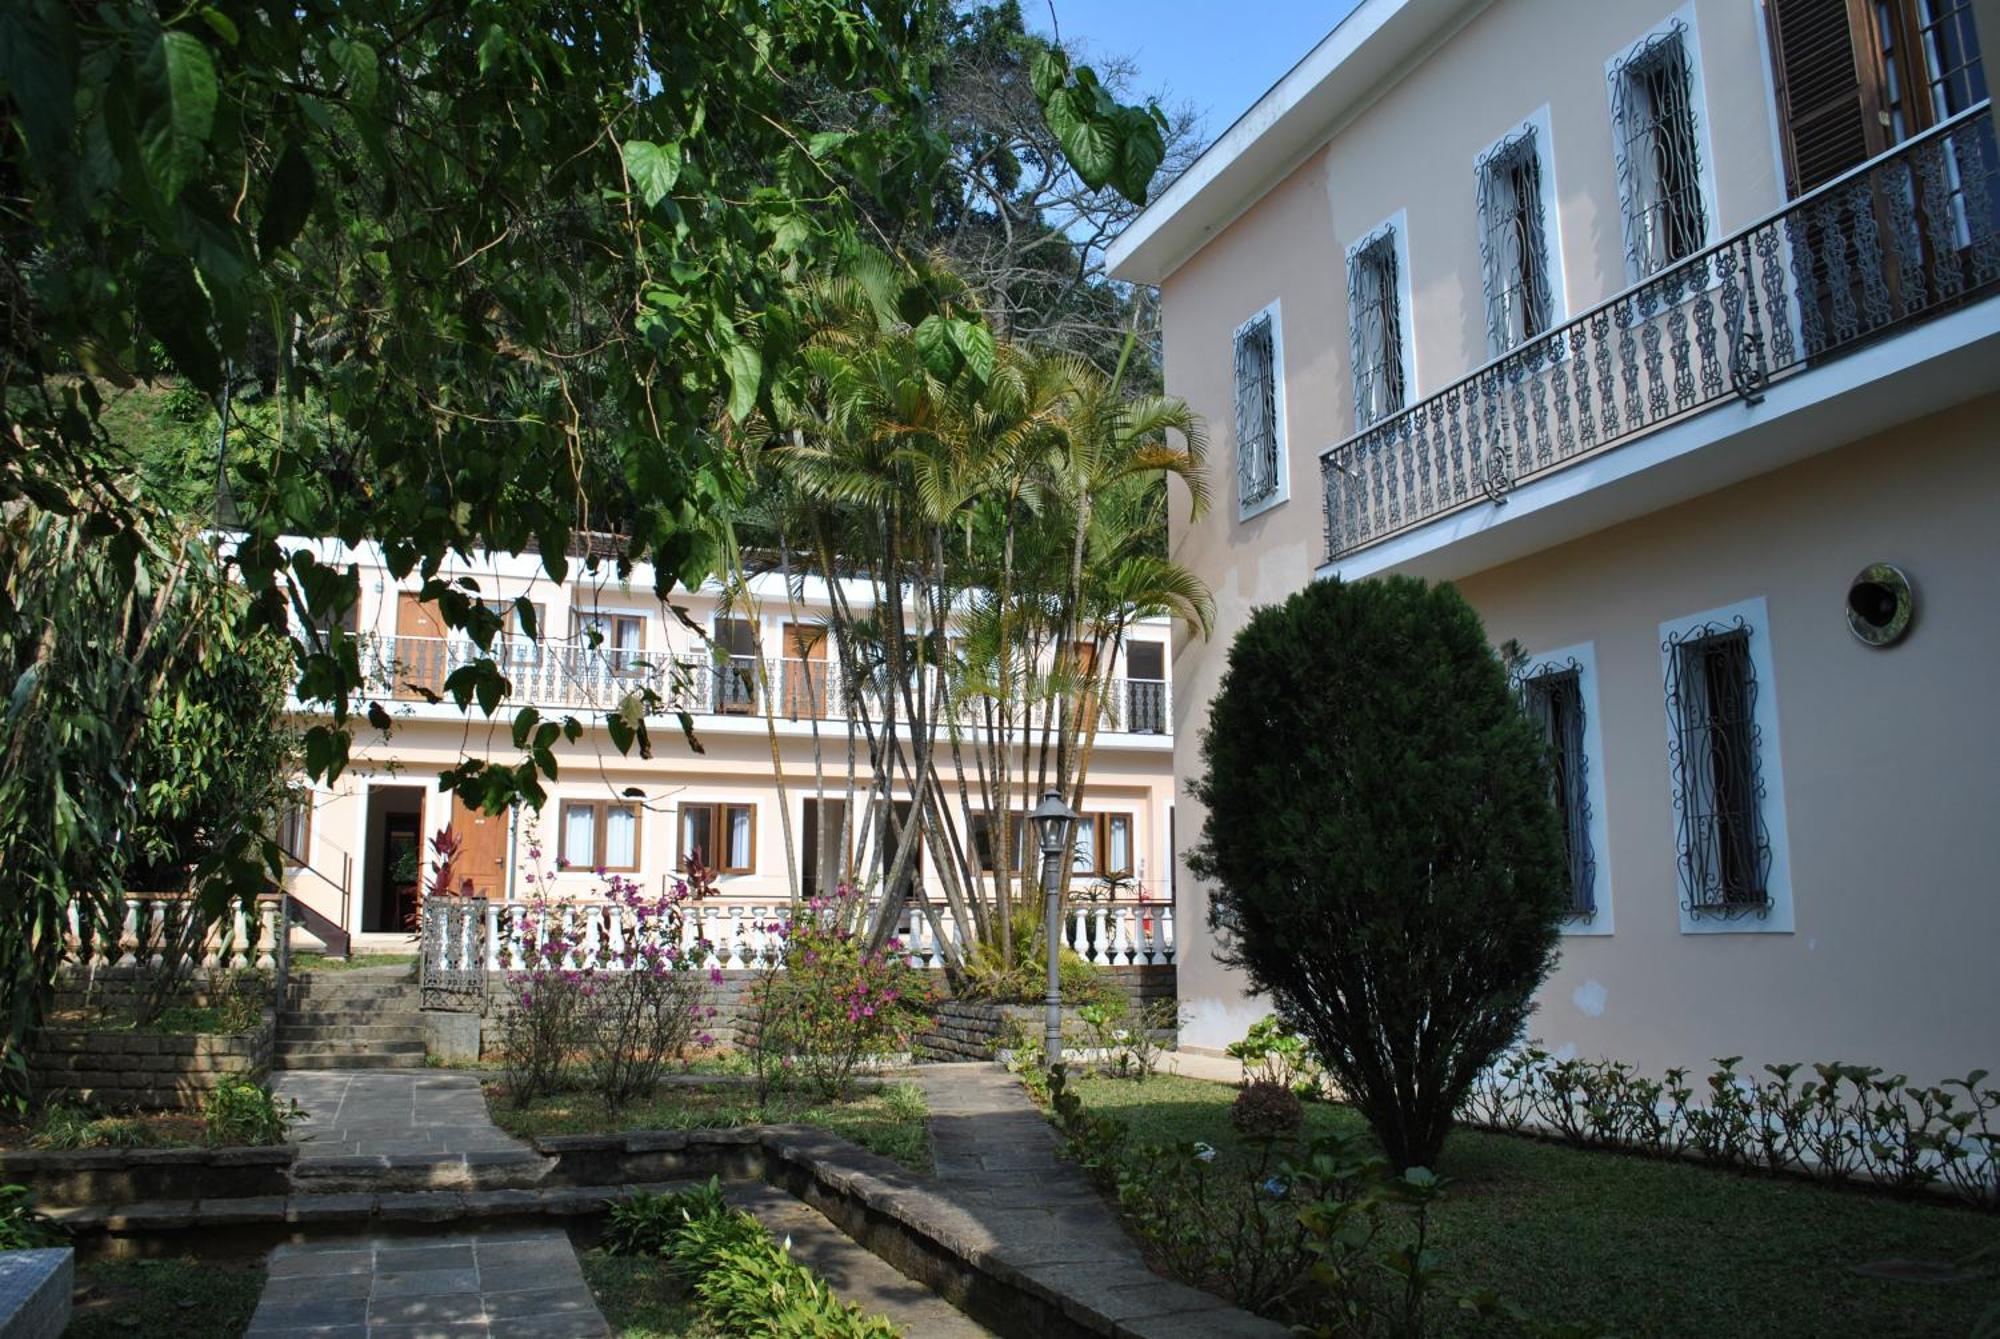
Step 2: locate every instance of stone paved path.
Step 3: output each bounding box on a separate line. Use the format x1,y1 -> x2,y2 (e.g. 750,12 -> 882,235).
910,1063 -> 1285,1337
248,1228 -> 606,1339
277,1072 -> 529,1157
249,1072 -> 610,1339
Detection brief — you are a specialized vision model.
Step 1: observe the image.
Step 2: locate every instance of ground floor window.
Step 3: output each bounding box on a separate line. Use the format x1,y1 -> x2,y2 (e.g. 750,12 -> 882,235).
679,801 -> 755,875
560,800 -> 640,873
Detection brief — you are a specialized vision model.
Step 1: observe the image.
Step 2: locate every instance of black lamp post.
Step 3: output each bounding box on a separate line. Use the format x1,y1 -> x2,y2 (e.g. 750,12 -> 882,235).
1029,789 -> 1076,1066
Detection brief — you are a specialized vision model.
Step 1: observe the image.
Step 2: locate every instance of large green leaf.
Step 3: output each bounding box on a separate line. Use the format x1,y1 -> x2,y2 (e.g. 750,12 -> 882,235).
622,139 -> 683,208
722,338 -> 762,422
257,142 -> 315,258
135,252 -> 221,394
137,29 -> 216,202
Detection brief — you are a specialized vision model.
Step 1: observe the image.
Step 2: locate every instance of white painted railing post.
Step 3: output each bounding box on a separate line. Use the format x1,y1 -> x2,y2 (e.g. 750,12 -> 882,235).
1161,905 -> 1176,961
255,900 -> 278,970
483,901 -> 501,971
1091,905 -> 1109,966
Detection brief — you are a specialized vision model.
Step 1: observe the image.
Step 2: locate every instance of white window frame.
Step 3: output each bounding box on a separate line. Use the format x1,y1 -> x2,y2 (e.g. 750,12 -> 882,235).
1344,210 -> 1417,433
1519,641 -> 1613,937
1604,5 -> 1721,285
1658,596 -> 1794,935
1231,300 -> 1290,521
1473,105 -> 1569,357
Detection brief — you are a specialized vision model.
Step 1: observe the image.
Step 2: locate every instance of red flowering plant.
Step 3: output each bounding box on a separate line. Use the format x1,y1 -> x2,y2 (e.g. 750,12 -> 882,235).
746,883 -> 934,1104
500,828 -> 718,1108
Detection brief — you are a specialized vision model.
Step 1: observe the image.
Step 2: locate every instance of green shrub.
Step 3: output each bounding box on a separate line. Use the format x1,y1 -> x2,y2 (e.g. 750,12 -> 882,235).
0,1184 -> 64,1250
1190,577 -> 1568,1170
602,1180 -> 727,1257
605,1178 -> 899,1337
202,1075 -> 297,1146
1226,1017 -> 1327,1098
30,1104 -> 150,1150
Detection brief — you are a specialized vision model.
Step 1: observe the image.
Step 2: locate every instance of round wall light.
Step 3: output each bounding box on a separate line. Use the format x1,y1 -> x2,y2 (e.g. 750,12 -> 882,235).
1845,563 -> 1914,647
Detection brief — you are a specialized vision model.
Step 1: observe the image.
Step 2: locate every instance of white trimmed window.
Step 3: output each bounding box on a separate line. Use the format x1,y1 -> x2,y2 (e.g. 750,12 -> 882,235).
1512,643 -> 1612,935
1346,221 -> 1411,430
1232,304 -> 1286,517
1660,599 -> 1793,934
1476,123 -> 1556,354
1609,16 -> 1710,279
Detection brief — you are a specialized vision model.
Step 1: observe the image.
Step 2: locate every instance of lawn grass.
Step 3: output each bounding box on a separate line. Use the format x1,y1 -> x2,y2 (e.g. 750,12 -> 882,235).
69,1257 -> 264,1338
581,1251 -> 719,1338
486,1079 -> 933,1173
1071,1073 -> 2000,1339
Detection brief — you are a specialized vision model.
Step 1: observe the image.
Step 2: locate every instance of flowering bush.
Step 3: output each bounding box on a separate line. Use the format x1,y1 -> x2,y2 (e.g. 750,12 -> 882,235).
746,884 -> 932,1103
502,849 -> 717,1109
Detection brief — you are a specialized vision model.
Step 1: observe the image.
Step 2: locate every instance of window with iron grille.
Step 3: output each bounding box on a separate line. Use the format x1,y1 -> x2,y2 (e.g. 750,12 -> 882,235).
1346,225 -> 1407,429
1516,660 -> 1596,920
1664,620 -> 1772,919
1233,311 -> 1281,513
1477,125 -> 1555,354
1610,20 -> 1708,279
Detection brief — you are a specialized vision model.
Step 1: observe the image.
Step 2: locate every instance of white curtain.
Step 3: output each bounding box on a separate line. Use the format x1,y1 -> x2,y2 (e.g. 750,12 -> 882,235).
726,807 -> 753,869
604,806 -> 637,869
564,804 -> 596,868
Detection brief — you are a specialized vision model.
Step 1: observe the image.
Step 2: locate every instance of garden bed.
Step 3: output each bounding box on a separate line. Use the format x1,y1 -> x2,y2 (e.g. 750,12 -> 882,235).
67,1256 -> 264,1339
1063,1073 -> 2000,1339
486,1077 -> 933,1173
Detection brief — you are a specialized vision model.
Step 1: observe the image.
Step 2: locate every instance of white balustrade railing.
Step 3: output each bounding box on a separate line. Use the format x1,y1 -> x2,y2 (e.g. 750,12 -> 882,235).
437,896 -> 1176,977
61,894 -> 286,972
350,634 -> 1172,736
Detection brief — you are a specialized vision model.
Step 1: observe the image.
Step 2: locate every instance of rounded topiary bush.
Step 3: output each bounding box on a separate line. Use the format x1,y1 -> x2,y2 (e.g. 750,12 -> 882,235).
1230,1080 -> 1304,1141
1189,576 -> 1567,1170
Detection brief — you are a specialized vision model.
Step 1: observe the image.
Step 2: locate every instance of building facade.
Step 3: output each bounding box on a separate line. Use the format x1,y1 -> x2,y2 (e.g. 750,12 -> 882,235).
1110,0 -> 2000,1083
277,541 -> 1180,960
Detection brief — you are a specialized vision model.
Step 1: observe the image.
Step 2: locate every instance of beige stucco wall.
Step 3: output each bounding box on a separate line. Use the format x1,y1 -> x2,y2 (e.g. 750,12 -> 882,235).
286,722 -> 1176,936
1174,393 -> 2000,1085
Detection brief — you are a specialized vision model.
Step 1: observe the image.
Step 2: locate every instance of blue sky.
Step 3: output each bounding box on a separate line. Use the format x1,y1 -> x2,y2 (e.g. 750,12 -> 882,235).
1028,2 -> 1364,142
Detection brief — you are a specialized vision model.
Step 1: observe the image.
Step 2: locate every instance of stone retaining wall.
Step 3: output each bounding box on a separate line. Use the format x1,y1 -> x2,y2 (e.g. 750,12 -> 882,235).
0,1145 -> 295,1206
28,1010 -> 276,1111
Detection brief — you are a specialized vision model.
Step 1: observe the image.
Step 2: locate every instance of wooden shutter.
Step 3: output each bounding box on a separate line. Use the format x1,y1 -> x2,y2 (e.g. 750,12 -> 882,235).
1767,0 -> 1888,194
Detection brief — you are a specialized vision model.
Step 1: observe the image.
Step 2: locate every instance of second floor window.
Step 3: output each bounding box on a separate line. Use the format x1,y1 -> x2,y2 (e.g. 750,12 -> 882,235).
1232,311 -> 1281,512
1346,226 -> 1407,429
1476,126 -> 1555,354
574,611 -> 644,675
1610,21 -> 1708,279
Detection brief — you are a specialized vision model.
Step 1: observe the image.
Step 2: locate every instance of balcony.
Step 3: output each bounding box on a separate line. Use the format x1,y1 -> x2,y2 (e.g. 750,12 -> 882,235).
355,634 -> 1173,738
1321,101 -> 2000,564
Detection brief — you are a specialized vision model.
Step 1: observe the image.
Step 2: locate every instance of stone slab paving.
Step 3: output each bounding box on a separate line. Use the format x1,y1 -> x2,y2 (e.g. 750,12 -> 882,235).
728,1182 -> 996,1338
248,1228 -> 608,1339
277,1072 -> 529,1158
909,1062 -> 1289,1338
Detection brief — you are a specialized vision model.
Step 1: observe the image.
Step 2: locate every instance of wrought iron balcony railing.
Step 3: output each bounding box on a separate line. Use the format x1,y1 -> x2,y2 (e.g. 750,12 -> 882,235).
352,634 -> 1172,737
1321,101 -> 2000,563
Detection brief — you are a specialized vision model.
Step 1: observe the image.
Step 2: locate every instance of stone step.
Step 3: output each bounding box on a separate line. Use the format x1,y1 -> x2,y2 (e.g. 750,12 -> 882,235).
276,1031 -> 428,1047
279,1009 -> 427,1027
278,1038 -> 427,1056
284,987 -> 420,1004
289,1149 -> 551,1194
275,1050 -> 429,1071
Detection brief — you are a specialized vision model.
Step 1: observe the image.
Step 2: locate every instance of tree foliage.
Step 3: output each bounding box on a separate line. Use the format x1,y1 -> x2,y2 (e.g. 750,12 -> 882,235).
1188,577 -> 1568,1170
744,258 -> 1210,967
0,513 -> 295,1087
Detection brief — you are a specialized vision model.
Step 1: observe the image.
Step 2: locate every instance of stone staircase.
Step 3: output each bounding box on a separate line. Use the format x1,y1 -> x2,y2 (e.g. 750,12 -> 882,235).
276,966 -> 429,1070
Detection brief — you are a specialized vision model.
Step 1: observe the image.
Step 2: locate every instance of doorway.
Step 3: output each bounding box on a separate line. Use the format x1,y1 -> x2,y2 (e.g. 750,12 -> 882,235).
361,786 -> 428,933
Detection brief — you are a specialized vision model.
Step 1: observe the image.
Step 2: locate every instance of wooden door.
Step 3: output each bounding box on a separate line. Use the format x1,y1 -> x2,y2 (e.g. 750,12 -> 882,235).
450,794 -> 508,898
396,593 -> 448,700
783,624 -> 829,720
